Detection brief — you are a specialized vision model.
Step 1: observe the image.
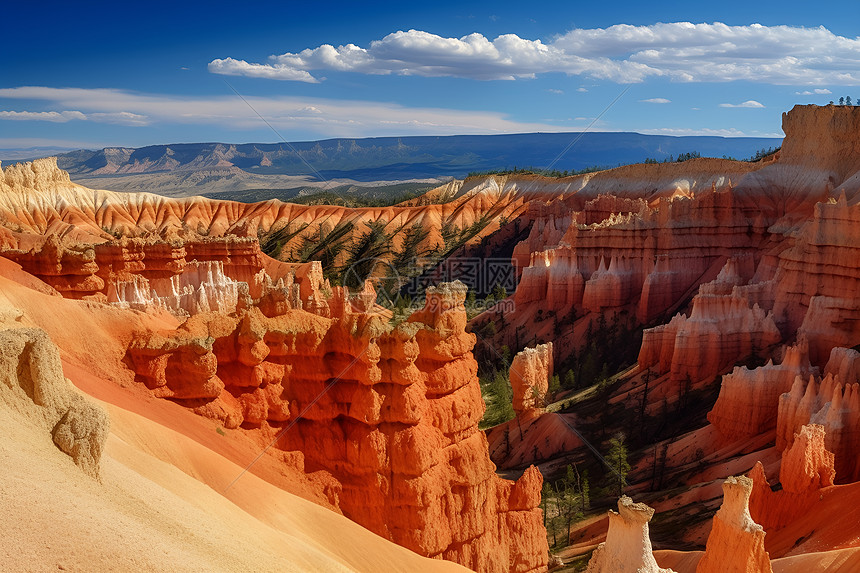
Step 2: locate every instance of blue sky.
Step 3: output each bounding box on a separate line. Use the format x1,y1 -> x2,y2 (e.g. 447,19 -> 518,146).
1,0 -> 858,150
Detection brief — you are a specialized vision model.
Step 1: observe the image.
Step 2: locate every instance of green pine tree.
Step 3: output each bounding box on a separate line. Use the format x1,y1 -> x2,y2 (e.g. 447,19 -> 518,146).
606,433 -> 631,497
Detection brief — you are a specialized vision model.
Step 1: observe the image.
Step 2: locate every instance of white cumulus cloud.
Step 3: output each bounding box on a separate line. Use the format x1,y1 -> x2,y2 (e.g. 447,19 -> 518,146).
0,110 -> 86,122
719,100 -> 765,108
208,23 -> 860,85
209,58 -> 320,83
795,88 -> 832,95
0,108 -> 148,125
0,86 -> 568,137
640,98 -> 671,104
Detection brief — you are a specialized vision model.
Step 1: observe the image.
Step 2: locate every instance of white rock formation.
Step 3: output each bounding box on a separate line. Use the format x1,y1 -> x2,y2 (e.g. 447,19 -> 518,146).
585,496 -> 675,573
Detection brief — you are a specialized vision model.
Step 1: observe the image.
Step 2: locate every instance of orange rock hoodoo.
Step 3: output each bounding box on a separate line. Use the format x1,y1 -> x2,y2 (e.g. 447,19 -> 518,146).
696,475 -> 773,573
127,279 -> 548,572
0,153 -> 556,573
775,374 -> 860,482
3,234 -> 290,313
510,342 -> 554,415
638,288 -> 781,388
512,188 -> 768,325
749,424 -> 835,530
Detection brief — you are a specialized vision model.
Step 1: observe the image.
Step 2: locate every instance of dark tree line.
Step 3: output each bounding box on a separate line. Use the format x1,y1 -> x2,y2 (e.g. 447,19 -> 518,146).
557,313 -> 643,394
466,165 -> 606,179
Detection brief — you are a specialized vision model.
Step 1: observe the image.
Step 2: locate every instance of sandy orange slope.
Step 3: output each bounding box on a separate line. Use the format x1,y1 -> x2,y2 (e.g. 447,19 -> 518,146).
0,395 -> 467,573
0,256 -> 467,572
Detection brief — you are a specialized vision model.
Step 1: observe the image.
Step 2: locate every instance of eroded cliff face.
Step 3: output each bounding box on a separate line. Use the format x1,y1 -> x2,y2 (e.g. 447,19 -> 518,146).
487,104 -> 860,567
638,290 -> 781,390
503,105 -> 860,387
0,156 -> 538,271
512,188 -> 767,324
0,156 -> 556,572
776,373 -> 860,482
749,424 -> 836,530
125,278 -> 548,573
708,341 -> 815,443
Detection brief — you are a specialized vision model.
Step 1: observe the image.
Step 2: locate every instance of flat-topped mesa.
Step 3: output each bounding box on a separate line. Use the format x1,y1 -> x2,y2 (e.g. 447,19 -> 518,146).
727,105 -> 860,220
126,279 -> 548,573
779,104 -> 860,180
708,340 -> 815,443
585,496 -> 675,573
776,373 -> 860,482
749,424 -> 835,530
638,291 -> 781,389
696,476 -> 772,573
510,342 -> 554,416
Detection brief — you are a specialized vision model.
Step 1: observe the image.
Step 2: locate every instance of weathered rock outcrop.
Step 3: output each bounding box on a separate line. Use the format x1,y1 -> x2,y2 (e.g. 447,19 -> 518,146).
4,233 -> 325,318
5,104 -> 860,571
510,342 -> 553,415
825,347 -> 860,384
2,234 -> 104,297
771,196 -> 860,362
514,248 -> 584,308
638,292 -> 781,389
126,280 -> 548,573
0,157 -> 534,271
749,424 -> 835,530
503,106 -> 860,389
110,260 -> 243,314
512,186 -> 769,326
776,374 -> 860,482
696,475 -> 772,573
779,423 -> 836,493
708,341 -> 815,443
0,324 -> 108,477
585,496 -> 675,573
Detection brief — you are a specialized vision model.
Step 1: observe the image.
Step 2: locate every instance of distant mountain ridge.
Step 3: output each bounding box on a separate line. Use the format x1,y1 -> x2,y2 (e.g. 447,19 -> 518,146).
54,132 -> 782,181
1,132 -> 781,200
